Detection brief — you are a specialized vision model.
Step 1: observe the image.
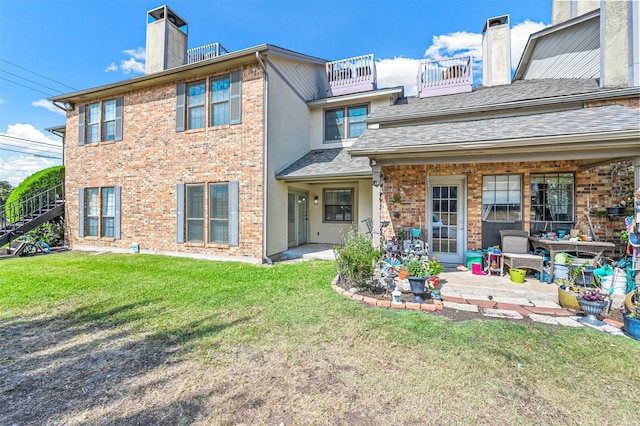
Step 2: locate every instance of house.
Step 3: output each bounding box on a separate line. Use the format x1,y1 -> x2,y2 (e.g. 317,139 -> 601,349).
348,0 -> 639,266
49,5 -> 401,263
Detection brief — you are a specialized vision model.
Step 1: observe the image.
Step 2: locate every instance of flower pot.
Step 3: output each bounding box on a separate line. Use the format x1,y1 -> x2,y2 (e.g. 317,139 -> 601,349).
623,313 -> 640,340
407,276 -> 428,303
558,287 -> 581,310
577,298 -> 608,326
398,269 -> 409,280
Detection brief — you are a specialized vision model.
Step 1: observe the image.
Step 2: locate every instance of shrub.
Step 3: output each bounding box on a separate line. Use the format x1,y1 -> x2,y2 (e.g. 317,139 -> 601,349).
5,165 -> 65,222
333,227 -> 381,288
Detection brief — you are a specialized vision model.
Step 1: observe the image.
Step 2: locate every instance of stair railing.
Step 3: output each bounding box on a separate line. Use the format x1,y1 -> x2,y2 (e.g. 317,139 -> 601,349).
1,182 -> 65,232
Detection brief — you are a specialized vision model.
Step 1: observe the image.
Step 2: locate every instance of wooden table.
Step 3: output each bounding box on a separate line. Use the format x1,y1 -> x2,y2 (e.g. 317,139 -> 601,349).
528,237 -> 615,283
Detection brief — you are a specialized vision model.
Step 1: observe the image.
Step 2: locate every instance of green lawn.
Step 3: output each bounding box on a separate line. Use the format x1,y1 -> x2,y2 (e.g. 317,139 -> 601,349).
1,251 -> 638,425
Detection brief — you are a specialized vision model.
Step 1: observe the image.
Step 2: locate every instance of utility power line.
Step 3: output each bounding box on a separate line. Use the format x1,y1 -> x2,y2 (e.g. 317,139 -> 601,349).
0,76 -> 55,97
1,59 -> 78,91
0,134 -> 62,148
0,146 -> 61,159
1,69 -> 65,94
0,143 -> 62,156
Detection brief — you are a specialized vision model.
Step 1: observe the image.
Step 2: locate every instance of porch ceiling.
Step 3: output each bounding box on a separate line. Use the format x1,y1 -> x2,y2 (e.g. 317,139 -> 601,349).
349,105 -> 640,165
276,148 -> 372,182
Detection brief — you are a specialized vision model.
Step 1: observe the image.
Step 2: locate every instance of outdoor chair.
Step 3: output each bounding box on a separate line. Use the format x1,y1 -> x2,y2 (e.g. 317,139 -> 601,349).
499,230 -> 545,282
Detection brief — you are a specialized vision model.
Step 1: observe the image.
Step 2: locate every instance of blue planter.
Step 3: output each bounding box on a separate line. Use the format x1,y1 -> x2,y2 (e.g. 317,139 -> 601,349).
623,313 -> 640,340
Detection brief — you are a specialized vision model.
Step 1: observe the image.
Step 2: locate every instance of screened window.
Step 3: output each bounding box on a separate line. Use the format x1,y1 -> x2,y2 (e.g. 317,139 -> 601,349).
530,173 -> 575,233
324,189 -> 353,222
102,99 -> 117,141
86,188 -> 99,236
84,186 -> 116,237
187,81 -> 205,130
324,105 -> 368,142
87,103 -> 100,144
482,175 -> 522,221
210,76 -> 230,126
102,187 -> 115,237
186,184 -> 205,242
209,184 -> 229,243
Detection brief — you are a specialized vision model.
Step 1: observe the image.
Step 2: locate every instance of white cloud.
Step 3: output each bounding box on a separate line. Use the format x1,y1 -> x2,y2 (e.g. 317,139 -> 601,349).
105,47 -> 146,75
121,57 -> 145,74
0,156 -> 57,187
510,20 -> 549,69
0,97 -> 4,105
376,19 -> 548,96
124,47 -> 146,60
0,123 -> 62,186
32,99 -> 66,115
105,62 -> 118,73
376,57 -> 422,97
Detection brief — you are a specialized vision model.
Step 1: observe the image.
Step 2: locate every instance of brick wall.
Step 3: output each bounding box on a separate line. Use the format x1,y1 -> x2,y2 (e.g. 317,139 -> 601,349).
380,160 -> 633,251
64,64 -> 266,260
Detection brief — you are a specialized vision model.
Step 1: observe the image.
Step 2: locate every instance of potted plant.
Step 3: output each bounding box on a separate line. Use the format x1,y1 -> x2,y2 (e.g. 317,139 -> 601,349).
556,262 -> 591,310
427,257 -> 443,300
576,289 -> 609,326
406,258 -> 429,303
623,288 -> 640,340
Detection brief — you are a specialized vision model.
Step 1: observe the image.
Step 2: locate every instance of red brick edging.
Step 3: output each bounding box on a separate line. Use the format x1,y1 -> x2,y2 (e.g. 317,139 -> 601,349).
330,275 -> 624,330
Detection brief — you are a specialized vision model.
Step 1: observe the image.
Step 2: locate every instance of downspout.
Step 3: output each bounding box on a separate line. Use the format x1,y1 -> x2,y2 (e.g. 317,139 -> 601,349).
256,52 -> 270,263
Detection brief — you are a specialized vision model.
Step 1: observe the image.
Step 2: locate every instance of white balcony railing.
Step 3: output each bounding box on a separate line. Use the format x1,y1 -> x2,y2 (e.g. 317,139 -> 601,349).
187,43 -> 229,64
326,54 -> 377,96
417,55 -> 473,98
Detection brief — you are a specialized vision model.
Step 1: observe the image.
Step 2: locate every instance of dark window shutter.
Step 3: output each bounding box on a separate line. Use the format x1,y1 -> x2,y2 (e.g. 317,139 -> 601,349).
176,82 -> 186,132
230,70 -> 242,125
176,183 -> 185,243
114,186 -> 121,239
78,188 -> 85,237
229,181 -> 239,246
78,105 -> 85,146
115,97 -> 124,141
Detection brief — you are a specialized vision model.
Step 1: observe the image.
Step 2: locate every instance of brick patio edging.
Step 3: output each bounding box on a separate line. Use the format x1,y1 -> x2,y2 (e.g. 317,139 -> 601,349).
330,275 -> 625,330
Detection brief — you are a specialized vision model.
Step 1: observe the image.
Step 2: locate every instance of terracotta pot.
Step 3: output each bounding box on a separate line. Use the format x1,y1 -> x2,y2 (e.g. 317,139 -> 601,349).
398,269 -> 409,280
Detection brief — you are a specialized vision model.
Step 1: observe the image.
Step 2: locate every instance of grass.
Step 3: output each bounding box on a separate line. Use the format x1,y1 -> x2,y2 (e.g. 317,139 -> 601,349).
1,251 -> 639,425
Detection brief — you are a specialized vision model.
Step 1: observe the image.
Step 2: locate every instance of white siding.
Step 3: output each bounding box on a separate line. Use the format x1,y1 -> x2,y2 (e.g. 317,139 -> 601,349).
523,16 -> 600,80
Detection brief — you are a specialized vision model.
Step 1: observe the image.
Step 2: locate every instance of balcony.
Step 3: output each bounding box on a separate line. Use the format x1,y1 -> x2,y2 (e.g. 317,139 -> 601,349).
326,54 -> 377,97
417,55 -> 473,98
187,43 -> 229,64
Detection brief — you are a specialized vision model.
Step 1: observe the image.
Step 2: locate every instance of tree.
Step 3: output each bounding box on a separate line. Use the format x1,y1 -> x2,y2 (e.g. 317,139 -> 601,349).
0,180 -> 12,205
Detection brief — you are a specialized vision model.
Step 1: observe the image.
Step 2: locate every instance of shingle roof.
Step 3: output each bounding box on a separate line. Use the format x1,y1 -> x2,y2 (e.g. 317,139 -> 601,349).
351,105 -> 640,153
367,79 -> 605,122
276,148 -> 371,180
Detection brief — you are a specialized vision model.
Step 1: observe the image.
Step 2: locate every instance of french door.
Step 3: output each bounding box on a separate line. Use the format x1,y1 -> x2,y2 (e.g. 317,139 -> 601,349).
428,176 -> 466,265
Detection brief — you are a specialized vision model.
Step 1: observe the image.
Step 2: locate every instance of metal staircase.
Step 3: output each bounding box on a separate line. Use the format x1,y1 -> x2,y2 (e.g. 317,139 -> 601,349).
0,182 -> 65,247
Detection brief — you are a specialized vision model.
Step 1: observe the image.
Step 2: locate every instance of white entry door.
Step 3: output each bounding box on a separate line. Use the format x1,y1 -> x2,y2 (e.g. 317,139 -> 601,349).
428,176 -> 466,265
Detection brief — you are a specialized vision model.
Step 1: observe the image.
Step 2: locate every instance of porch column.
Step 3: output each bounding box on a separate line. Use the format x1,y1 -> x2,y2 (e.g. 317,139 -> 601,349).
372,164 -> 382,247
633,156 -> 640,193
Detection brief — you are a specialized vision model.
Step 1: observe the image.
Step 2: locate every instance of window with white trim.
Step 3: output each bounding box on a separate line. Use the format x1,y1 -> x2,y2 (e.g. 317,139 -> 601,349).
482,175 -> 522,221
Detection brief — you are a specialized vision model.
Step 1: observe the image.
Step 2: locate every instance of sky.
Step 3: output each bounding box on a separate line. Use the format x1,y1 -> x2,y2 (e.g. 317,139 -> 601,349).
0,0 -> 552,187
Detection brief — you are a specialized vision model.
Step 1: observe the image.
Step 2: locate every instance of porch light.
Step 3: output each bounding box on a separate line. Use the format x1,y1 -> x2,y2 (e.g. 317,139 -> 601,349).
313,196 -> 319,205
373,180 -> 379,187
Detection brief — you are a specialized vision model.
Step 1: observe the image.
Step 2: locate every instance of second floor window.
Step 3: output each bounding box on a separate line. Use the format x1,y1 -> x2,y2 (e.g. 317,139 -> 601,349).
324,105 -> 368,142
187,81 -> 206,130
176,70 -> 242,132
78,97 -> 123,145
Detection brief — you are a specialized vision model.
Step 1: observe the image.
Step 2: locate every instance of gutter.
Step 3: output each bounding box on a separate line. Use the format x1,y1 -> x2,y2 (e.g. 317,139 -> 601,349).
256,52 -> 269,262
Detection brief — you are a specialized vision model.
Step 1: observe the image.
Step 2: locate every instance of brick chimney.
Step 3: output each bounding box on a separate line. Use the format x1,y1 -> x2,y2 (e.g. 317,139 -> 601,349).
482,14 -> 511,87
145,5 -> 188,74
